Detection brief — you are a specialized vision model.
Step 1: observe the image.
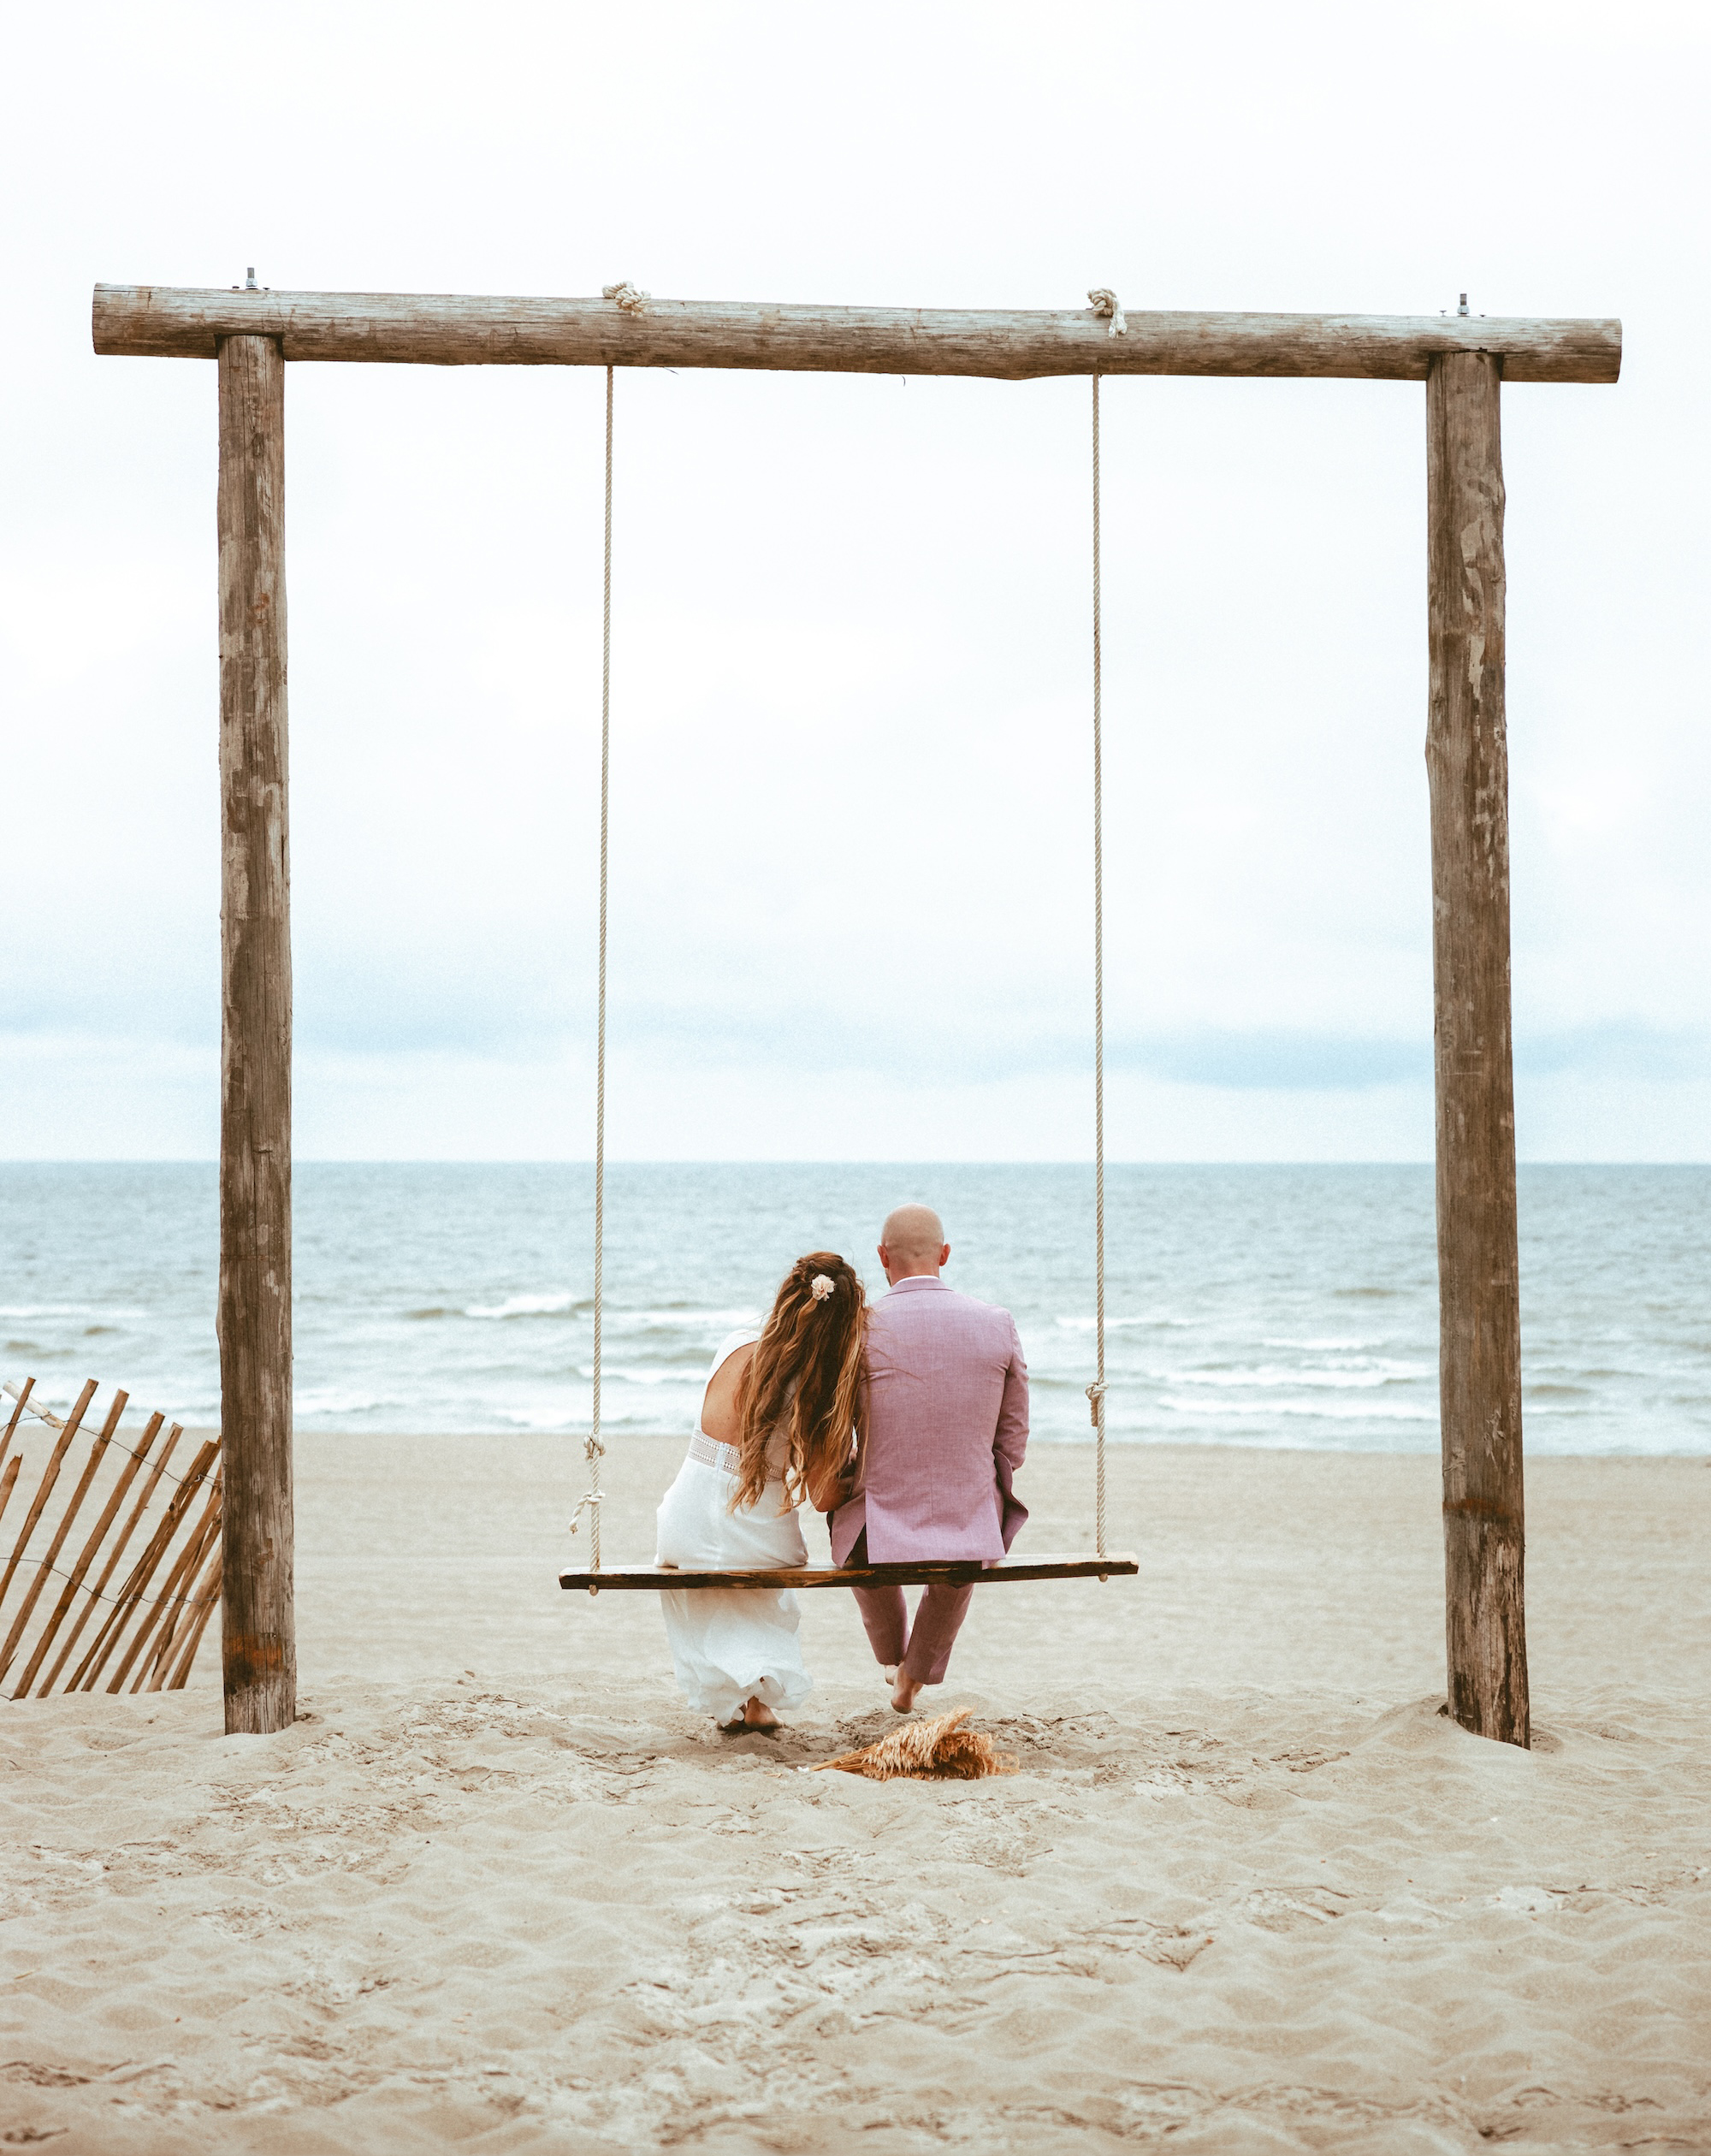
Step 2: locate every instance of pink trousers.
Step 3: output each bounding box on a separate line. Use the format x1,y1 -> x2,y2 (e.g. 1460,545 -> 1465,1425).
845,1531 -> 974,1685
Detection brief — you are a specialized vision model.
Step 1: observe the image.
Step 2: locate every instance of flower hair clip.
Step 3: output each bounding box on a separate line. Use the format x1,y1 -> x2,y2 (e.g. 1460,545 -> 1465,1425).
810,1274 -> 836,1303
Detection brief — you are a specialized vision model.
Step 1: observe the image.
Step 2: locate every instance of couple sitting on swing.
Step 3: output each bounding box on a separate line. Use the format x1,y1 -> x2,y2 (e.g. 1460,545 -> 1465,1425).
655,1203 -> 1030,1728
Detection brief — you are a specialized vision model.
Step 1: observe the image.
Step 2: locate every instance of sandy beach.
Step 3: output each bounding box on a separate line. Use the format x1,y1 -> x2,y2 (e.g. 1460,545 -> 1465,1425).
3,1434 -> 1708,2153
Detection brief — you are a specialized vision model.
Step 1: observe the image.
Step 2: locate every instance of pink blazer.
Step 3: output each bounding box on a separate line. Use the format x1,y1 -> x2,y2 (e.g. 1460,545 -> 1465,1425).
831,1276 -> 1029,1565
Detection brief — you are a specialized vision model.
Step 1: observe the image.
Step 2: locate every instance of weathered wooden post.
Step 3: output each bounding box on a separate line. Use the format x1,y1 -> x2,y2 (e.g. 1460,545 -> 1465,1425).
216,334 -> 296,1735
1425,351 -> 1529,1748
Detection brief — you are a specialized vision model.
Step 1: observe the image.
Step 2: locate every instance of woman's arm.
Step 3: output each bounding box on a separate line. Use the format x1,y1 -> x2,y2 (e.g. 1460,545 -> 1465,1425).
803,1371 -> 866,1512
802,1443 -> 859,1513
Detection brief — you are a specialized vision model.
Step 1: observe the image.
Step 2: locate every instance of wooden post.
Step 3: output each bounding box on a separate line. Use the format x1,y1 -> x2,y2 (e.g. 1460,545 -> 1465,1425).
1425,351 -> 1529,1748
217,334 -> 296,1735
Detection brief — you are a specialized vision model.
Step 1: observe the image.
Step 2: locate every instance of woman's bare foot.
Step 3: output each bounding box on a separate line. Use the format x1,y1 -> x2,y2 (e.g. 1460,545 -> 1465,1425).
890,1675 -> 923,1714
743,1696 -> 779,1731
881,1664 -> 898,1686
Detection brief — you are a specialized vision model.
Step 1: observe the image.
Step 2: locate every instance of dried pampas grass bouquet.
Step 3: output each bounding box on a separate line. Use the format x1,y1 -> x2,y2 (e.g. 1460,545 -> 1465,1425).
815,1708 -> 1016,1782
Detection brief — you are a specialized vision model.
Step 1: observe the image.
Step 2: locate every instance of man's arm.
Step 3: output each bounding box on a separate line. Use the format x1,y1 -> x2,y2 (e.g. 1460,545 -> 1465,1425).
994,1316 -> 1029,1477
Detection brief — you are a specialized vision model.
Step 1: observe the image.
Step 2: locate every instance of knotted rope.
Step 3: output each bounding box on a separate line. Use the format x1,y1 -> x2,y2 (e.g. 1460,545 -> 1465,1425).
1088,372 -> 1109,1563
569,364 -> 617,1586
602,281 -> 649,311
1088,287 -> 1127,339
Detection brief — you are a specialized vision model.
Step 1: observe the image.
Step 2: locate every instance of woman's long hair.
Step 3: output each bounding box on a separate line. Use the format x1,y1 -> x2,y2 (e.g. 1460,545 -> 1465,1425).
732,1252 -> 867,1513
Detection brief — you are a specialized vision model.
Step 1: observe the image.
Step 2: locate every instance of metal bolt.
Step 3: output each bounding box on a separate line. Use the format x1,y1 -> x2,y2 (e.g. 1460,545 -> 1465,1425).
246,267 -> 258,290
1458,292 -> 1469,316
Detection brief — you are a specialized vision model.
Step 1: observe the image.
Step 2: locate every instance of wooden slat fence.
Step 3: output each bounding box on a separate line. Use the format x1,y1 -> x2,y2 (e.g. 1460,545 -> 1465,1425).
0,1377 -> 222,1697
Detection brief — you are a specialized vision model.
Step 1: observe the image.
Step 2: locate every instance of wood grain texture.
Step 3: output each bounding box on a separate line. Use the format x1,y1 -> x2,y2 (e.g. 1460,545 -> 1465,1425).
0,1380 -> 97,1609
217,334 -> 297,1736
124,1481 -> 222,1694
92,286 -> 1622,384
0,1375 -> 34,1471
71,1437 -> 220,1693
109,1477 -> 222,1695
1426,352 -> 1530,1750
559,1553 -> 1141,1592
1,1389 -> 127,1692
29,1412 -> 163,1696
40,1422 -> 181,1695
163,1563 -> 222,1691
156,1535 -> 224,1692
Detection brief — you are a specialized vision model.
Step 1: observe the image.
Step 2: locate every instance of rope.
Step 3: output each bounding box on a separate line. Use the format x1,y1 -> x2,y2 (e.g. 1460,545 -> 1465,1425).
2,1387 -> 204,1487
1086,371 -> 1109,1563
1087,288 -> 1128,339
569,364 -> 614,1577
26,1552 -> 217,1612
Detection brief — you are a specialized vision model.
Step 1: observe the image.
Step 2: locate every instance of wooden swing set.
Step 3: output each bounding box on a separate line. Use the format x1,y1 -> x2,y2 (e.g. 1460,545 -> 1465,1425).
93,279 -> 1619,1748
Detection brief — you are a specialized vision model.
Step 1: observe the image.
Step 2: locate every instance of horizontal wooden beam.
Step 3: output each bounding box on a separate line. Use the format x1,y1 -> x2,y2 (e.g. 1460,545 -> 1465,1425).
559,1551 -> 1140,1592
92,286 -> 1620,385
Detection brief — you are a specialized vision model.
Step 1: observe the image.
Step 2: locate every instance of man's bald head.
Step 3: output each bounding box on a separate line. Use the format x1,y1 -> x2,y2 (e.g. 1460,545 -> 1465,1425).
879,1204 -> 949,1283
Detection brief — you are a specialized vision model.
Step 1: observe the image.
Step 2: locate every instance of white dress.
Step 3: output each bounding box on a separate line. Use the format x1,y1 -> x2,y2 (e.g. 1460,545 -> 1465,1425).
655,1329 -> 814,1726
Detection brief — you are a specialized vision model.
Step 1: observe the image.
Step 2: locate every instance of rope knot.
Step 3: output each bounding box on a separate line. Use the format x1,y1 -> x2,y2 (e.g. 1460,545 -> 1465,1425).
1085,1379 -> 1107,1429
571,1430 -> 607,1562
1087,288 -> 1127,339
568,1484 -> 605,1548
602,281 -> 649,312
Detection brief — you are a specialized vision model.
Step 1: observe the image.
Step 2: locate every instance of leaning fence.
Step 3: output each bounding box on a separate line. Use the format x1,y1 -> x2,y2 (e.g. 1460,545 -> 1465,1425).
0,1377 -> 222,1698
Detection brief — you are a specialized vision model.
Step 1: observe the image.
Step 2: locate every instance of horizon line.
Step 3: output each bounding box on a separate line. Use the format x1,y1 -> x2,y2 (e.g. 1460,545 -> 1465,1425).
3,1158 -> 1708,1171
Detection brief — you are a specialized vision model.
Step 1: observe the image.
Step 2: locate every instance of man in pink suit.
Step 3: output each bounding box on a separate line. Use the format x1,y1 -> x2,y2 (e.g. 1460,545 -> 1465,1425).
830,1202 -> 1029,1714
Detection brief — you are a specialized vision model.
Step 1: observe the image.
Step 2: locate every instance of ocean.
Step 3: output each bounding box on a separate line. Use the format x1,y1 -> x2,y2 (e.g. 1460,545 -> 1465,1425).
1,1163 -> 1705,1456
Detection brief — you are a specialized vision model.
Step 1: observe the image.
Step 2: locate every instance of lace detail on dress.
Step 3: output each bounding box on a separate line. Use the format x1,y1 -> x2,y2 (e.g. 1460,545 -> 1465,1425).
688,1430 -> 742,1477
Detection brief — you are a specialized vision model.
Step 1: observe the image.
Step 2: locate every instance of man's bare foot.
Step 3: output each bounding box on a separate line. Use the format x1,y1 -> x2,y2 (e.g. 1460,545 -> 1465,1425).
743,1697 -> 779,1731
881,1665 -> 898,1686
890,1676 -> 924,1714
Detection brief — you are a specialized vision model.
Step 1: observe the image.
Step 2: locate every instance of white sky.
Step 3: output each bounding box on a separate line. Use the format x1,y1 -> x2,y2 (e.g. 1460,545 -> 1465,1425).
2,0 -> 1707,1162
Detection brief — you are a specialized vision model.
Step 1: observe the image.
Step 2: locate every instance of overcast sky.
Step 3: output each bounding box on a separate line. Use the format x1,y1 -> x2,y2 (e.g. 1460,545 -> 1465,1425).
3,0 -> 1706,1163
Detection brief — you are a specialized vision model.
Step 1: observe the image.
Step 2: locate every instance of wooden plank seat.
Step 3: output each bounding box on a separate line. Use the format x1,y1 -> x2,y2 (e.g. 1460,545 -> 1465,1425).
559,1551 -> 1139,1593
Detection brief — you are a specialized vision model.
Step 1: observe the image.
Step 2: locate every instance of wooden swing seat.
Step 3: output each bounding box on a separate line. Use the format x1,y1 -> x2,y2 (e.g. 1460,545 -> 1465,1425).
559,1550 -> 1139,1593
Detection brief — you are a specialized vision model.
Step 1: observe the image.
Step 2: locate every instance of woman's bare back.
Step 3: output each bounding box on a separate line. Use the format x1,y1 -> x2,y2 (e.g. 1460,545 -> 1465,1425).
699,1340 -> 755,1447
701,1332 -> 853,1509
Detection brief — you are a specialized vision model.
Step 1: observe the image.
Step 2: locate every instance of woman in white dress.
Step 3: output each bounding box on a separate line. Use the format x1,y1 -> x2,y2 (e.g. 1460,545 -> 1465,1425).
656,1252 -> 866,1731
